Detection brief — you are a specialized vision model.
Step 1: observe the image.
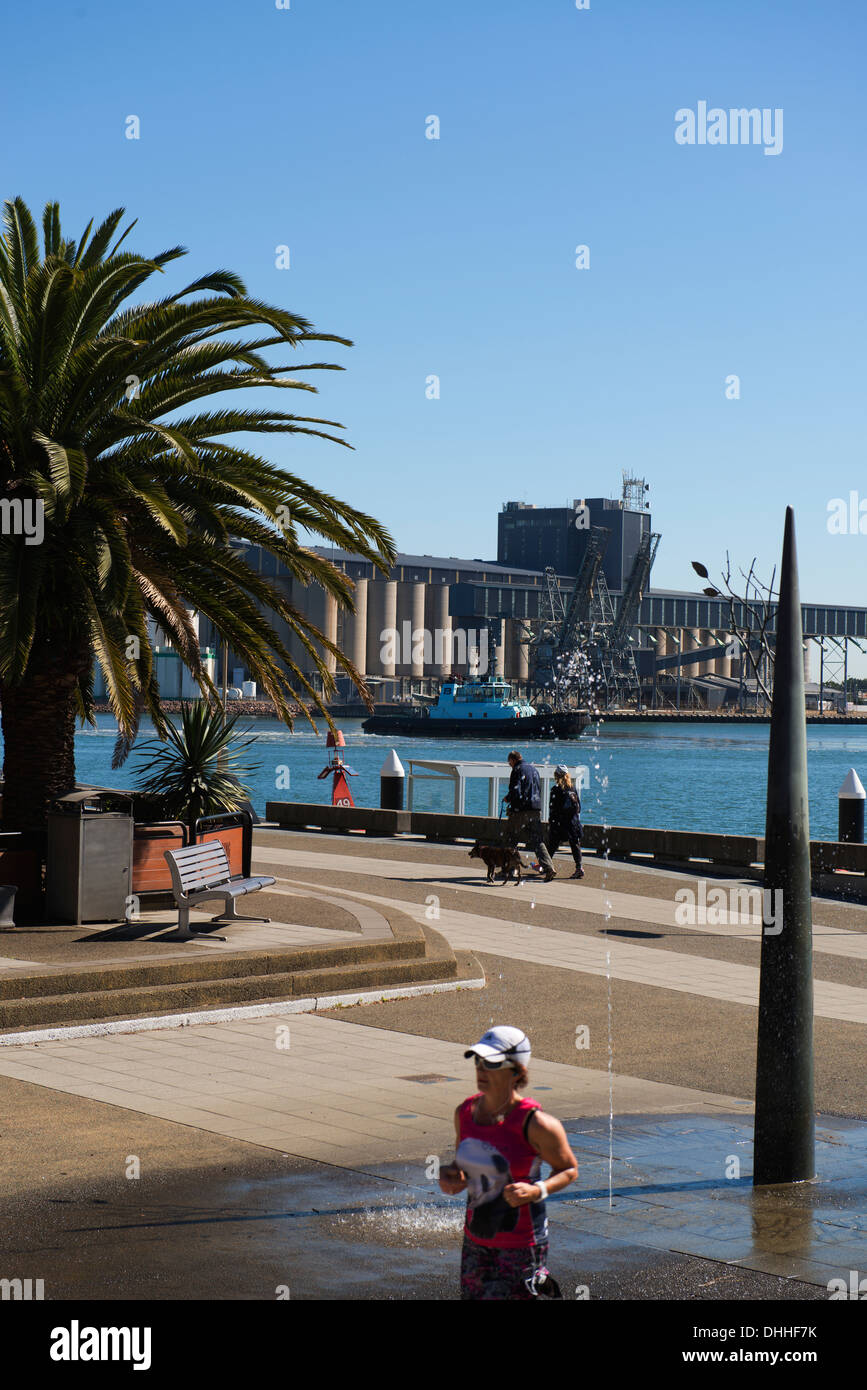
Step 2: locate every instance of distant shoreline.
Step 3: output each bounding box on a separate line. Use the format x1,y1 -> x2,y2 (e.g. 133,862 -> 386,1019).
88,701 -> 867,726
599,711 -> 867,724
92,700 -> 290,719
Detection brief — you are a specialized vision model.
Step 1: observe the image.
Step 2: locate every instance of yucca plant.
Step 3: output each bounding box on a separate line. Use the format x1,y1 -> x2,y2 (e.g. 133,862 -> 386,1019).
0,197 -> 396,830
133,703 -> 257,843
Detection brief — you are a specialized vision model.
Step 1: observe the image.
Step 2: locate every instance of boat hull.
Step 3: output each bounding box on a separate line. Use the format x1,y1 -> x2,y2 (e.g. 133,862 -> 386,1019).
361,711 -> 588,739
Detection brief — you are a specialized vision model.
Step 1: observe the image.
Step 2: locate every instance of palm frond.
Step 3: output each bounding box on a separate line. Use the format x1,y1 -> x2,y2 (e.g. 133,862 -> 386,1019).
0,197 -> 395,828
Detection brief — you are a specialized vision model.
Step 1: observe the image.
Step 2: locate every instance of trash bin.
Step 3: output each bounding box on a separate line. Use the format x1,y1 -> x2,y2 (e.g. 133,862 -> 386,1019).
46,788 -> 134,924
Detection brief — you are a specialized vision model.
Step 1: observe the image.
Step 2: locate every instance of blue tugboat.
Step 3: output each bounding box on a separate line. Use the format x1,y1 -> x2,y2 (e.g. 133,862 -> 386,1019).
362,679 -> 587,739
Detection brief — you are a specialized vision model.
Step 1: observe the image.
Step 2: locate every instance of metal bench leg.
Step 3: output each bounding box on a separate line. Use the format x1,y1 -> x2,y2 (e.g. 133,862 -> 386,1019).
163,903 -> 227,944
210,898 -> 271,925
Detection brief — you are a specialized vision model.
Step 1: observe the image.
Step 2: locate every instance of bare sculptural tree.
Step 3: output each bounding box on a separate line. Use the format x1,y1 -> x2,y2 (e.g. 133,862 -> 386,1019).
691,556 -> 779,709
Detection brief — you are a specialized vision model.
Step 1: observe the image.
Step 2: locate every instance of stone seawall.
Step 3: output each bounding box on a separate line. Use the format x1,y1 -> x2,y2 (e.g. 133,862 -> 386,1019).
93,700 -> 293,719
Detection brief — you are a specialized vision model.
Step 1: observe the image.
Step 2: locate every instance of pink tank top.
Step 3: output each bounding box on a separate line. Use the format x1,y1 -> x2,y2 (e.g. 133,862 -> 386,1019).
456,1094 -> 548,1249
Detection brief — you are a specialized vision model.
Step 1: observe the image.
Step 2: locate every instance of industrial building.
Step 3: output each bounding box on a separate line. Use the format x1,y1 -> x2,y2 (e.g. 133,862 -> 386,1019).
498,489 -> 652,592
196,481 -> 664,697
92,483 -> 867,711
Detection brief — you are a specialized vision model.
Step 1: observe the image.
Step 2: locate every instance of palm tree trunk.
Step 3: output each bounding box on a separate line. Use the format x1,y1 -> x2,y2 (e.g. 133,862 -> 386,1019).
1,653 -> 86,831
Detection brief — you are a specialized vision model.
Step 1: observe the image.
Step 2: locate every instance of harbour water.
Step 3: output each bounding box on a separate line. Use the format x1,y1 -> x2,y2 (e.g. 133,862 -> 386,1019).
51,715 -> 867,842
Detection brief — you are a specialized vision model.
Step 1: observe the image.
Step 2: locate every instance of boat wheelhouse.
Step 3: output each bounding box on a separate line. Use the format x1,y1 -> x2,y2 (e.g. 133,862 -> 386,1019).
428,679 -> 536,722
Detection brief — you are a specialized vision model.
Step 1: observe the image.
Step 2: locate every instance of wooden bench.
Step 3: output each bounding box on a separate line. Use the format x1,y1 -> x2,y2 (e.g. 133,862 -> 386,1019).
164,840 -> 276,941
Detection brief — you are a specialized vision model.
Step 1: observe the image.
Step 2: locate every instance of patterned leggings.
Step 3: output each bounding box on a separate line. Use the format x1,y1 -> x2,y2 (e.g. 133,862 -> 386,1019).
460,1237 -> 551,1300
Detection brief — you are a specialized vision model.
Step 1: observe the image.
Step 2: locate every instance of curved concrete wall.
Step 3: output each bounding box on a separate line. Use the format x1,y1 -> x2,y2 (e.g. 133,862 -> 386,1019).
685,627 -> 702,677
367,580 -> 397,677
396,581 -> 426,677
292,581 -> 324,675
699,628 -> 713,677
493,619 -> 506,677
507,620 -> 530,680
307,586 -> 338,674
425,583 -> 453,677
342,577 -> 368,676
715,630 -> 733,679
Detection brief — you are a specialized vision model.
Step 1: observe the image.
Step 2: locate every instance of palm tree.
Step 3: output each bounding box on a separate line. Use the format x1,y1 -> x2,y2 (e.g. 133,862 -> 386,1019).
133,703 -> 258,845
0,198 -> 396,830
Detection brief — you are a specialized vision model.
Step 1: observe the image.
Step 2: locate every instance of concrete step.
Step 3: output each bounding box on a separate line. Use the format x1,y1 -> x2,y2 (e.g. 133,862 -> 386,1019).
0,911 -> 479,1031
0,952 -> 462,1030
0,936 -> 424,1002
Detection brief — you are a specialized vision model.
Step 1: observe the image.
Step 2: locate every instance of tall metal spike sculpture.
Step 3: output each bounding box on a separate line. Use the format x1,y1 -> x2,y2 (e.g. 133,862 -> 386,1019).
753,507 -> 815,1184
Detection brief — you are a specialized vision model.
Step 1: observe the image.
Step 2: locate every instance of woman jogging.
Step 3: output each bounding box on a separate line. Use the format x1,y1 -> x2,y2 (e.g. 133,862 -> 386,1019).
438,1026 -> 578,1299
547,764 -> 584,879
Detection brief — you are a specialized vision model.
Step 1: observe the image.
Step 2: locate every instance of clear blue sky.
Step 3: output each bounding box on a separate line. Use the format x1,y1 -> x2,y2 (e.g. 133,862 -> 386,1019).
2,1 -> 866,640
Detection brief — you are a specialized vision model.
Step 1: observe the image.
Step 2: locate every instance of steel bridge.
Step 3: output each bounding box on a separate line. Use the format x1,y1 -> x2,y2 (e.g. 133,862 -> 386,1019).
453,579 -> 867,638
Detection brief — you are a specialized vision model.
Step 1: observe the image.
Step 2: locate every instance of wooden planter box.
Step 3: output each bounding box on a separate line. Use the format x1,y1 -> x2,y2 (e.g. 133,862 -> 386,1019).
132,822 -> 188,897
131,813 -> 251,904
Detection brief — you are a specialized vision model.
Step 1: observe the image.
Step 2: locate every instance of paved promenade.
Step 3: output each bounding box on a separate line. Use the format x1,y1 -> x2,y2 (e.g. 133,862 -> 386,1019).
251,835 -> 867,1024
0,1014 -> 746,1168
252,847 -> 867,1021
1,829 -> 865,1298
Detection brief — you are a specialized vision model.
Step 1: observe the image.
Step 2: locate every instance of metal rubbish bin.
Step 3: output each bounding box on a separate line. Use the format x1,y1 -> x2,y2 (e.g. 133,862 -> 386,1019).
46,789 -> 134,925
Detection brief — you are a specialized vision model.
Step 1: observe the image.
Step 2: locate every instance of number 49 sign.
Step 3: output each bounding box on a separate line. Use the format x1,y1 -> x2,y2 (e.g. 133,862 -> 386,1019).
317,732 -> 358,807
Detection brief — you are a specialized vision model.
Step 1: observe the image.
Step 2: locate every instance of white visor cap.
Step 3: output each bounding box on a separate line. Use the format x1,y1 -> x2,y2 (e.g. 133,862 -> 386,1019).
464,1026 -> 531,1067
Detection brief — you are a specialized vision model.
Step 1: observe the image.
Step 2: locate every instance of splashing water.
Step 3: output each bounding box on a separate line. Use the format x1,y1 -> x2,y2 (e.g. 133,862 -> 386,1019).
594,725 -> 614,1210
332,1203 -> 463,1244
606,948 -> 614,1209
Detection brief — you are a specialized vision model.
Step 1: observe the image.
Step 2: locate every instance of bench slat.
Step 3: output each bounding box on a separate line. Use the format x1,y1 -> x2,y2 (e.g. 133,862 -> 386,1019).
173,846 -> 228,863
166,840 -> 232,896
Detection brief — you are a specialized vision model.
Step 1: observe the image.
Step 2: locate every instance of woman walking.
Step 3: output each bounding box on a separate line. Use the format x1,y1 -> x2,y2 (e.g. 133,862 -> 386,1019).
438,1026 -> 578,1299
548,764 -> 584,879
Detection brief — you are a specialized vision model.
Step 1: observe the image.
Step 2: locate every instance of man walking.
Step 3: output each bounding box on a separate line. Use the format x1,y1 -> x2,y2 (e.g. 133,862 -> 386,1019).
503,751 -> 557,882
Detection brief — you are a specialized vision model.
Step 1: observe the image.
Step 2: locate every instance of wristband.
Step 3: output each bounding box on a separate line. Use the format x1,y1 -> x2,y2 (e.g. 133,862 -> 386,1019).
535,1179 -> 549,1201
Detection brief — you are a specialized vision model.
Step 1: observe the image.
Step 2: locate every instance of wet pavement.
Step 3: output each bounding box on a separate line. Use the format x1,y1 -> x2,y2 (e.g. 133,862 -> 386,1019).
4,1110 -> 863,1299
551,1112 -> 867,1288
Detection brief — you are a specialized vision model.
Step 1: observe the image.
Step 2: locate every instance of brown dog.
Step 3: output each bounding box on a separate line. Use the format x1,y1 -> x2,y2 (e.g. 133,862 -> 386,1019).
469,842 -> 524,885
